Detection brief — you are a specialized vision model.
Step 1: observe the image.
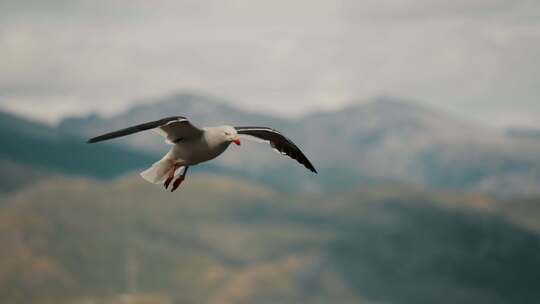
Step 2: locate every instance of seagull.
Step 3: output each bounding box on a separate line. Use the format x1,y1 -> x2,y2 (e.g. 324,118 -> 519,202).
87,116 -> 317,192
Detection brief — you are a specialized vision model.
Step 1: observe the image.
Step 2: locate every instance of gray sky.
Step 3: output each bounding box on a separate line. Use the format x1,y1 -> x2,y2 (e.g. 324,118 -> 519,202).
0,0 -> 539,127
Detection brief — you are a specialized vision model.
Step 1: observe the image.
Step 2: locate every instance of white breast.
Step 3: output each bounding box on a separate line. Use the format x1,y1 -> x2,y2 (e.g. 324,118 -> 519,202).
170,129 -> 230,165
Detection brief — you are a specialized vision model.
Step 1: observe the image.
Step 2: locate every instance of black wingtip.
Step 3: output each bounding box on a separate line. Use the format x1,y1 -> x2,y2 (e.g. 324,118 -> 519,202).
87,137 -> 101,144
304,160 -> 317,174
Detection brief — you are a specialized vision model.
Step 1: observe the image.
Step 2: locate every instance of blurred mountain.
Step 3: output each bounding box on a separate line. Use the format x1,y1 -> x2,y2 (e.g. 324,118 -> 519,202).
58,93 -> 540,197
506,128 -> 540,140
0,111 -> 156,192
298,97 -> 540,196
59,92 -> 290,155
0,174 -> 539,304
0,159 -> 55,193
497,197 -> 540,233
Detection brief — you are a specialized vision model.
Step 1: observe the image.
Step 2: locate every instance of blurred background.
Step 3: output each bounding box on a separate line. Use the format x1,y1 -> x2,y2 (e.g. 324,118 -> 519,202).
1,1 -> 540,303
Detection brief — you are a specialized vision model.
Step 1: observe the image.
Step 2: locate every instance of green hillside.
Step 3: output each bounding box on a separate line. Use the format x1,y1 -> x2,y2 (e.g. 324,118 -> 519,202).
1,175 -> 539,304
0,111 -> 155,184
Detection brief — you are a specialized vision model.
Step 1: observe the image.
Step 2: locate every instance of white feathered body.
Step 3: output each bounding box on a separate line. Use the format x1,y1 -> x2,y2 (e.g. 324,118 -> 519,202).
140,127 -> 234,183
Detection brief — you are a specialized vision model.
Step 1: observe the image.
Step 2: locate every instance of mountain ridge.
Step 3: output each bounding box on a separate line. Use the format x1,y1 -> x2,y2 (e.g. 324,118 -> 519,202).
0,110 -> 157,192
3,92 -> 539,197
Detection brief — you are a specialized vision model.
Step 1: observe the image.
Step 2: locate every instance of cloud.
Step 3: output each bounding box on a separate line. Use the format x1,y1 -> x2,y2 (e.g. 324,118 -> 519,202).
0,0 -> 539,127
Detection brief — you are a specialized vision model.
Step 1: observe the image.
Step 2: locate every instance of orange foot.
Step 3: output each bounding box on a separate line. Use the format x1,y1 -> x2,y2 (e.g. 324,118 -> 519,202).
164,176 -> 174,189
164,165 -> 179,189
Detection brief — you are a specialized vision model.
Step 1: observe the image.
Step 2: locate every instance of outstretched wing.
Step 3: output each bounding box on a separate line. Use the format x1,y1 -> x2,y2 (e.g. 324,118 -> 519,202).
234,126 -> 317,173
87,116 -> 203,144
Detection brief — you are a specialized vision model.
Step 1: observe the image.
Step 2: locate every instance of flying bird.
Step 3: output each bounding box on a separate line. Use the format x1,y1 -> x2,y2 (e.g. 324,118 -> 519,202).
87,116 -> 317,192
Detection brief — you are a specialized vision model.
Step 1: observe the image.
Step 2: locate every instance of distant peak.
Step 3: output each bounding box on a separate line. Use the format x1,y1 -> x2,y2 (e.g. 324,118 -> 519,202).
145,91 -> 239,112
363,96 -> 444,115
372,95 -> 414,106
338,96 -> 428,114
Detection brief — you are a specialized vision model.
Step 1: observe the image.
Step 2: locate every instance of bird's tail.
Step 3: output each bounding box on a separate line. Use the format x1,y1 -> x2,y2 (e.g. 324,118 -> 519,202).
140,158 -> 176,184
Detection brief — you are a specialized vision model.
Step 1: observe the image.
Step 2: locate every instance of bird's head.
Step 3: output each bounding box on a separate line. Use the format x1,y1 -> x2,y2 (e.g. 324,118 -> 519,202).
221,125 -> 241,146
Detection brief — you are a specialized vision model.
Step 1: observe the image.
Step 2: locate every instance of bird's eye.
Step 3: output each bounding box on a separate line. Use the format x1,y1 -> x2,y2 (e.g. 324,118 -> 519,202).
224,132 -> 230,136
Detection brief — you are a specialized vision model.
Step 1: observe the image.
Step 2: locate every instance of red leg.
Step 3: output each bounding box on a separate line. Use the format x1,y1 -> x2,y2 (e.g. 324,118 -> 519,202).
171,166 -> 189,192
164,164 -> 179,189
